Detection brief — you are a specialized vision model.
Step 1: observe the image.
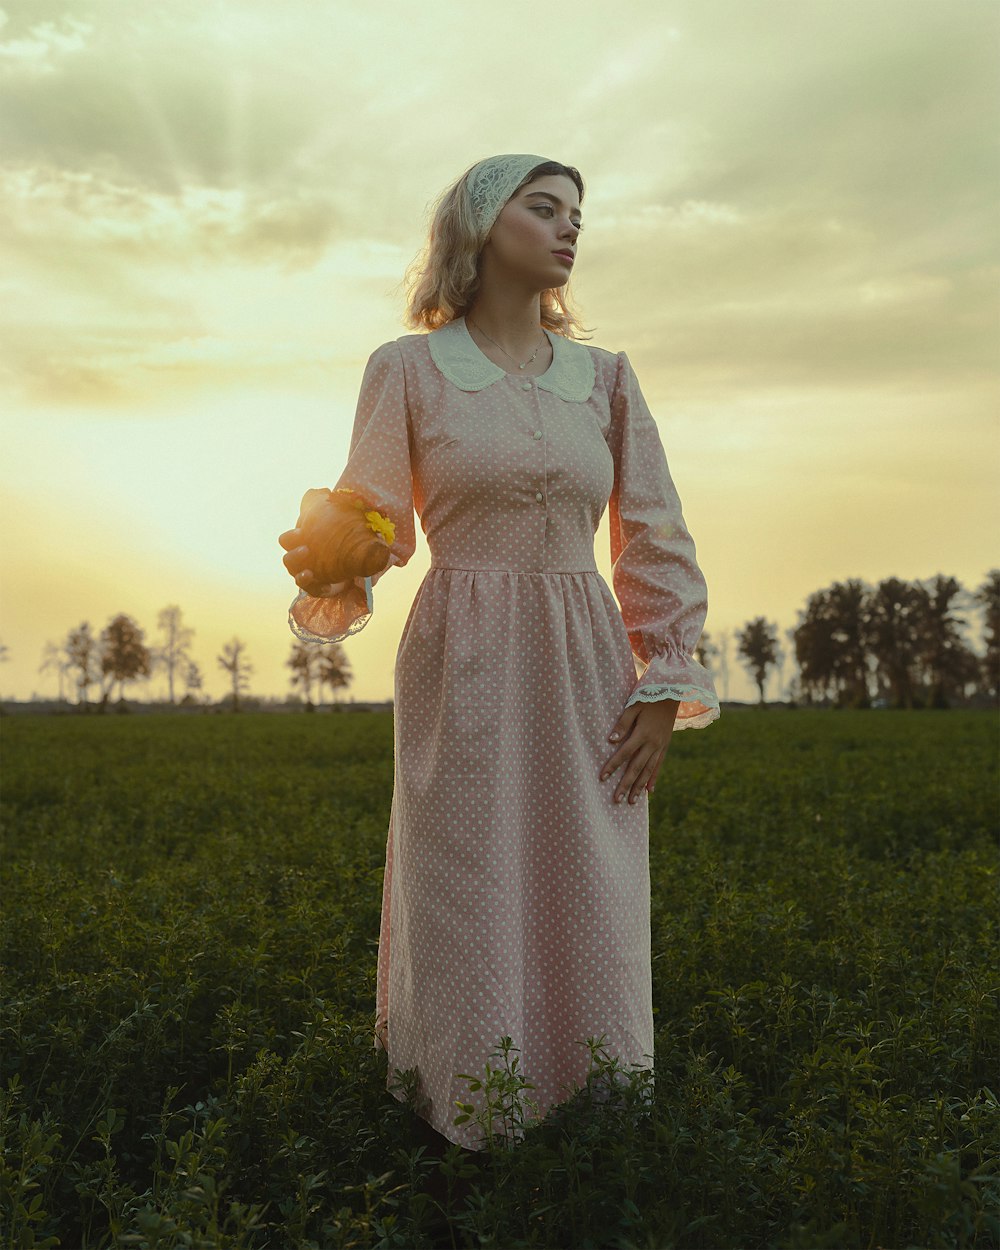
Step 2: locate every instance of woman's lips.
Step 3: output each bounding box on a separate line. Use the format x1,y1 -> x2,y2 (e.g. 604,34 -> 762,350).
553,251 -> 574,264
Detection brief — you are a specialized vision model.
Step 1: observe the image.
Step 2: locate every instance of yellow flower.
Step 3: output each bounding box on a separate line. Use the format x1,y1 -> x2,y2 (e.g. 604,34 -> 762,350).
364,509 -> 395,545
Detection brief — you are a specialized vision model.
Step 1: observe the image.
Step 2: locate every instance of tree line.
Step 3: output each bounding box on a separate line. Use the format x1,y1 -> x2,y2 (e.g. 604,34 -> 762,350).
3,569 -> 997,711
706,570 -> 998,708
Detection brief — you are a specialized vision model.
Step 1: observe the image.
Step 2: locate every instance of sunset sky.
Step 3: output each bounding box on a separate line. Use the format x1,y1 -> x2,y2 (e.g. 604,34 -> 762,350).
1,0 -> 997,705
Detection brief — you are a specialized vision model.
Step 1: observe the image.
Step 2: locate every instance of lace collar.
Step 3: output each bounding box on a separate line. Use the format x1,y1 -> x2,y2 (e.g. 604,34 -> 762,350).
426,316 -> 596,403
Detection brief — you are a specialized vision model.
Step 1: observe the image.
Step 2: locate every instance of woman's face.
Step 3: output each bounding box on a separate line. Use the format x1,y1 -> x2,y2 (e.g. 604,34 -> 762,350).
483,173 -> 582,289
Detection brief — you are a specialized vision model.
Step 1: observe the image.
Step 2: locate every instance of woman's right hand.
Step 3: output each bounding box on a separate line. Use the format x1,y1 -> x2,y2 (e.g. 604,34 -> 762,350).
278,489 -> 345,598
278,487 -> 389,597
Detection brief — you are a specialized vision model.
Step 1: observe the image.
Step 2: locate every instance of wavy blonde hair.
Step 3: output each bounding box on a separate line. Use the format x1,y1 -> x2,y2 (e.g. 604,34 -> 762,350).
402,159 -> 592,340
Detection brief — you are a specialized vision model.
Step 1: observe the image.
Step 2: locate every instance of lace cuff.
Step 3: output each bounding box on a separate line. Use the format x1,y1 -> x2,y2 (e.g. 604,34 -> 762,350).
624,639 -> 721,730
287,576 -> 373,644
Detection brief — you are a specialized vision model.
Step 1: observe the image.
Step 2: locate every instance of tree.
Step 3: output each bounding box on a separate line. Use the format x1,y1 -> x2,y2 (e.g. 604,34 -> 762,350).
286,642 -> 323,711
735,617 -> 780,705
64,623 -> 102,706
694,630 -> 720,699
914,575 -> 980,708
217,638 -> 253,711
865,577 -> 925,709
794,580 -> 870,707
973,568 -> 999,700
151,606 -> 195,704
39,640 -> 71,701
318,645 -> 352,705
182,659 -> 204,704
100,614 -> 152,705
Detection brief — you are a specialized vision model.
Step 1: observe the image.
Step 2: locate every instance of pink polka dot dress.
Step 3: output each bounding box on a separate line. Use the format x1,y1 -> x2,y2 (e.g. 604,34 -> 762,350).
288,315 -> 720,1150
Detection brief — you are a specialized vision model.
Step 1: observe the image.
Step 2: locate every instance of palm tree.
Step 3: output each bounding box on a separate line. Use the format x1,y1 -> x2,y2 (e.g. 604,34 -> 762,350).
736,617 -> 780,705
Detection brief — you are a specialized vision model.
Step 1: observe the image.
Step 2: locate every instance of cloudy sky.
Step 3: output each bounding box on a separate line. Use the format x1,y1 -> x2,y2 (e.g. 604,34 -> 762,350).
1,0 -> 997,704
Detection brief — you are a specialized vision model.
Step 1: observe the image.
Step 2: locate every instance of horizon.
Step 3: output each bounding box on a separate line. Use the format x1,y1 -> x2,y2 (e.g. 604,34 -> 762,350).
2,0 -> 998,704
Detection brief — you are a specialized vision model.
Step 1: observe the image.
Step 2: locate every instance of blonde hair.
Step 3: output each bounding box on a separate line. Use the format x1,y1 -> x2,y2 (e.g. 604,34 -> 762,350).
402,159 -> 592,340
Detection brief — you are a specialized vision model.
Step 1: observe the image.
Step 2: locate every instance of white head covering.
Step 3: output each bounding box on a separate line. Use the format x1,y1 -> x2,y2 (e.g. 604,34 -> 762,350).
467,153 -> 552,236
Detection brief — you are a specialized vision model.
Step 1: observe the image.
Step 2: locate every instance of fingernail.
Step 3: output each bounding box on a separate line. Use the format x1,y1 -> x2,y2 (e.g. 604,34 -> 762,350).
609,732 -> 620,740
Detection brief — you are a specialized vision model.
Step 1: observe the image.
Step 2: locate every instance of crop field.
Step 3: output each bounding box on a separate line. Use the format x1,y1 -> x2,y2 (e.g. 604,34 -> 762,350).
1,708 -> 997,1249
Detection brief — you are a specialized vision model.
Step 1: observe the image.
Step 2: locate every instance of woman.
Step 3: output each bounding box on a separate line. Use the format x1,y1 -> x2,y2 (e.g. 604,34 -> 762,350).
278,153 -> 721,1157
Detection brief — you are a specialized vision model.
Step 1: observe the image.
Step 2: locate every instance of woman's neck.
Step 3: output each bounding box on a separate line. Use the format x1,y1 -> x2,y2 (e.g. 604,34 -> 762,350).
465,288 -> 544,357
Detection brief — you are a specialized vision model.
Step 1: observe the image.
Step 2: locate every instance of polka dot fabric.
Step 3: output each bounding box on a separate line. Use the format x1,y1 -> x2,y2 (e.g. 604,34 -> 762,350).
288,318 -> 721,1150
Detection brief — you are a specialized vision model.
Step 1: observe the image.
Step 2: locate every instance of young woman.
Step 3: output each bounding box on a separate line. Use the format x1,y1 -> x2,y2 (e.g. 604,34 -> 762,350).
278,153 -> 721,1157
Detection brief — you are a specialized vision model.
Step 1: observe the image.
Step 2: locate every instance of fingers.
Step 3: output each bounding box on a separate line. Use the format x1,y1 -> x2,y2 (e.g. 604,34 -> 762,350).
278,526 -> 302,552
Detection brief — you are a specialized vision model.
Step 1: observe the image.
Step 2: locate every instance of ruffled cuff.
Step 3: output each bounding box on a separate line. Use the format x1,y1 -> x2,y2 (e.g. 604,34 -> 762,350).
287,576 -> 373,644
624,639 -> 721,730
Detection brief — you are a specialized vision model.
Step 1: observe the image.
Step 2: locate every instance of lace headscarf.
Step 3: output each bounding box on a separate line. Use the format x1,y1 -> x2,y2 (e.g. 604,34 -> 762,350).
467,153 -> 552,236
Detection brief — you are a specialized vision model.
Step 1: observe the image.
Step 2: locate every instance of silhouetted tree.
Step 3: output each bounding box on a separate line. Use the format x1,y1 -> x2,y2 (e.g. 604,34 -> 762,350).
794,580 -> 870,707
694,630 -> 720,699
318,645 -> 352,705
715,628 -> 731,703
287,642 -> 323,711
736,617 -> 780,705
39,640 -> 70,701
100,614 -> 152,706
973,568 -> 999,699
866,577 -> 925,708
65,623 -> 102,705
915,575 -> 979,708
217,637 -> 252,711
183,659 -> 204,703
151,605 -> 195,704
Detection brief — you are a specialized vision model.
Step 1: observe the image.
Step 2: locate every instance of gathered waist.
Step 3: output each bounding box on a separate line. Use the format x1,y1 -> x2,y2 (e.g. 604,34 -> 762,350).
428,563 -> 600,576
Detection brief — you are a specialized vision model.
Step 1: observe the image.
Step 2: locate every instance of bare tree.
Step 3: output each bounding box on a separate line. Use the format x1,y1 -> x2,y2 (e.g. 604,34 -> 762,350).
715,628 -> 731,703
694,630 -> 720,700
182,659 -> 204,705
65,623 -> 103,706
217,638 -> 252,711
287,642 -> 323,711
735,617 -> 780,705
151,606 -> 196,704
39,640 -> 70,701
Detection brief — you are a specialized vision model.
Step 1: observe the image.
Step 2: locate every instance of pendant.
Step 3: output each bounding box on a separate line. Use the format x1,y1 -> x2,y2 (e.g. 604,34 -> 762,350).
519,363 -> 525,369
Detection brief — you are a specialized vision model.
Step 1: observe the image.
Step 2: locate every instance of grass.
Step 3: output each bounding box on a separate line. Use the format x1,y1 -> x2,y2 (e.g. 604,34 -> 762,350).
1,708 -> 997,1248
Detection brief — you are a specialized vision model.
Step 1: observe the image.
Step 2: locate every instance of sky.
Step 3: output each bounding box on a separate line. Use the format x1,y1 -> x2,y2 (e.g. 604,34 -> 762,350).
1,0 -> 997,704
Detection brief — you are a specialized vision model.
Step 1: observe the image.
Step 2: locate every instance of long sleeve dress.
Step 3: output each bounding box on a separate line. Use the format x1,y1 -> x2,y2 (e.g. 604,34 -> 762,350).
287,314 -> 720,1151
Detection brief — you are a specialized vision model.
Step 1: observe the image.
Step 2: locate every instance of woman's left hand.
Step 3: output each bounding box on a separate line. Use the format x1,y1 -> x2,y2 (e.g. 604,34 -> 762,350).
601,699 -> 679,804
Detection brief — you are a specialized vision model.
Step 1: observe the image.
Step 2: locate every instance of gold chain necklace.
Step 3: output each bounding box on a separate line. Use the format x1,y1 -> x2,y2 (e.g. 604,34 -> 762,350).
468,318 -> 546,370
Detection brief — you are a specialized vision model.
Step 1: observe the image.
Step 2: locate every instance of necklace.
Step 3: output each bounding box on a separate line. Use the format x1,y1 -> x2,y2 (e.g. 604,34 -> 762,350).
468,317 -> 546,370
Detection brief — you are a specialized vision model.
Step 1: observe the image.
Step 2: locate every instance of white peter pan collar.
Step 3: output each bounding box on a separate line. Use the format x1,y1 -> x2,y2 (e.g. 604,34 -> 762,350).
427,315 -> 596,402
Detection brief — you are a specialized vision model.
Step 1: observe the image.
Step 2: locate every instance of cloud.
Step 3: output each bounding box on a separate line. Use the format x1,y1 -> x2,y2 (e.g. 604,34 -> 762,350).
0,7 -> 93,77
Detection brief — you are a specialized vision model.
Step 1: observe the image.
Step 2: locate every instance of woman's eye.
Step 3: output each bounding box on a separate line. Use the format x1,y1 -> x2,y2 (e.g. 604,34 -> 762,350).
533,205 -> 584,230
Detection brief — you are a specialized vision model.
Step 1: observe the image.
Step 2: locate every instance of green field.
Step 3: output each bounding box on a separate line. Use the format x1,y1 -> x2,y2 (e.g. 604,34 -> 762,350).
1,709 -> 997,1249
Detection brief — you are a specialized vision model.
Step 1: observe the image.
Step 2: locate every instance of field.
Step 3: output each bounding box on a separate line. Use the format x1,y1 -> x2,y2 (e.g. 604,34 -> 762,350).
1,708 -> 997,1249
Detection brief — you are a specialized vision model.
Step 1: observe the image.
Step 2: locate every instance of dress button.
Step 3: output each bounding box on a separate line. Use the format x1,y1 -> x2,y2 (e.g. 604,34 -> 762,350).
533,429 -> 543,439
522,381 -> 533,391
535,491 -> 544,503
